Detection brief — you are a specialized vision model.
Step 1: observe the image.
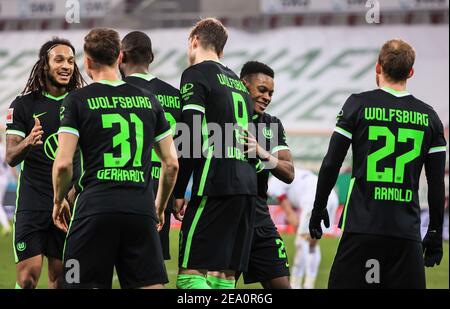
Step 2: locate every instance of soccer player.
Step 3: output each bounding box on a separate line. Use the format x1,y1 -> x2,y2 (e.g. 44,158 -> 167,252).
309,39 -> 447,289
120,31 -> 182,261
234,61 -> 294,289
268,168 -> 339,289
5,38 -> 84,289
173,18 -> 257,289
52,28 -> 178,289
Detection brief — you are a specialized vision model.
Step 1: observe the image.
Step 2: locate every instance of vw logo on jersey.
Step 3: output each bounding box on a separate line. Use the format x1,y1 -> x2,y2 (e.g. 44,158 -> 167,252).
16,242 -> 26,252
44,133 -> 59,161
263,127 -> 273,139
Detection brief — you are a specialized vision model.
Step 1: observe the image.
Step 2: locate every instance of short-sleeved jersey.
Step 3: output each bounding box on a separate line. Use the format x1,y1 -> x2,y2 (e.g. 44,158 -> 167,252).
253,112 -> 290,227
6,91 -> 73,211
59,80 -> 170,220
180,61 -> 257,197
123,73 -> 181,196
334,88 -> 447,241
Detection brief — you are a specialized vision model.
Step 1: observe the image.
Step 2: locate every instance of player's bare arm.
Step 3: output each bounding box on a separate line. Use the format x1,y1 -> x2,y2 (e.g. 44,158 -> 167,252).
5,118 -> 44,167
154,134 -> 179,231
52,132 -> 78,232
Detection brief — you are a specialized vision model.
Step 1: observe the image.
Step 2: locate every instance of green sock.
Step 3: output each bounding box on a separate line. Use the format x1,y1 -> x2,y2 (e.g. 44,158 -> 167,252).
206,275 -> 236,289
15,282 -> 21,289
176,274 -> 211,289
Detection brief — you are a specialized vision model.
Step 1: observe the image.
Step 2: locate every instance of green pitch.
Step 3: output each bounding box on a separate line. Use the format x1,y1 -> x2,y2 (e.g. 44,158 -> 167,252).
0,229 -> 448,289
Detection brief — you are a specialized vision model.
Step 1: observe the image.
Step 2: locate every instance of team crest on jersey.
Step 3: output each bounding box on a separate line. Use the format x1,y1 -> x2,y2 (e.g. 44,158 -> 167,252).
6,108 -> 13,124
336,109 -> 344,120
263,127 -> 273,139
16,242 -> 26,252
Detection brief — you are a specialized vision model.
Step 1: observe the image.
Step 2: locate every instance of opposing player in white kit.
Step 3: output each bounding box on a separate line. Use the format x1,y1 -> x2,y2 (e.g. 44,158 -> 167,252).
268,168 -> 339,289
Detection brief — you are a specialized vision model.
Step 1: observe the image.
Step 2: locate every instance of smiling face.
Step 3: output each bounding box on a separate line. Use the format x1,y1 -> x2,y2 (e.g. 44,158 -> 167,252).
244,73 -> 275,115
45,44 -> 75,88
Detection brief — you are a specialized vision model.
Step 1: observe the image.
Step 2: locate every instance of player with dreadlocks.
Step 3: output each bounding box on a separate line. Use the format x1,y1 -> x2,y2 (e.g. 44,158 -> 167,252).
5,37 -> 84,289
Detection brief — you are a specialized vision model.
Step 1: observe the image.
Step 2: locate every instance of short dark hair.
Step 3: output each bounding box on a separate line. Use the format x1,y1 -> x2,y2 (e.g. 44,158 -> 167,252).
121,31 -> 154,65
240,61 -> 275,79
84,28 -> 121,66
378,39 -> 415,82
189,18 -> 228,56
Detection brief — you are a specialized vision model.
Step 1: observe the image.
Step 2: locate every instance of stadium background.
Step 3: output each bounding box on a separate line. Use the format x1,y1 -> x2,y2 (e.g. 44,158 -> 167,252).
0,0 -> 448,288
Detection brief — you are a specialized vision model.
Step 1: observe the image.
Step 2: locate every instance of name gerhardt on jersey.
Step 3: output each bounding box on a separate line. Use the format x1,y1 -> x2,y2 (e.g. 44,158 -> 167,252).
335,88 -> 447,241
180,61 -> 257,197
59,80 -> 170,220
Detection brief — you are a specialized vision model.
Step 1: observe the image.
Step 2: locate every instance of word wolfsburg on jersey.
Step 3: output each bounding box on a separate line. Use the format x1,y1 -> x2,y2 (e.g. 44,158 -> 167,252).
59,80 -> 170,220
335,88 -> 447,241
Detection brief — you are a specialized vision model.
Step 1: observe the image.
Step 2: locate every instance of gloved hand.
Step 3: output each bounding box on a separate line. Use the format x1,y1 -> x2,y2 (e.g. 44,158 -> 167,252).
422,229 -> 443,267
309,208 -> 330,239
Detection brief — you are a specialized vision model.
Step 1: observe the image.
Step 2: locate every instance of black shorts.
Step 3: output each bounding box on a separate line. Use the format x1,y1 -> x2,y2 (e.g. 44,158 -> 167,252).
63,213 -> 168,289
329,232 -> 425,289
13,211 -> 65,263
242,223 -> 290,284
179,195 -> 256,272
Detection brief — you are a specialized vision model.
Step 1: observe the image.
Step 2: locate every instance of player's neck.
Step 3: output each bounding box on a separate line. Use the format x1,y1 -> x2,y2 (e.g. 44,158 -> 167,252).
44,81 -> 67,97
91,67 -> 121,83
123,64 -> 149,77
193,49 -> 220,65
378,76 -> 407,92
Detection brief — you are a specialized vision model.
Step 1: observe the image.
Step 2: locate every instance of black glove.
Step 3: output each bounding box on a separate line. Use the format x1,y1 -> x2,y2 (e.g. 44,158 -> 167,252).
309,208 -> 330,239
422,229 -> 443,267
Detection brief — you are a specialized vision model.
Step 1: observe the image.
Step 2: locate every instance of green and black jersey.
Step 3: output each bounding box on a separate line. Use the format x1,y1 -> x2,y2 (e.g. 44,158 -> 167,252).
253,112 -> 289,227
6,91 -> 78,211
176,60 -> 257,197
59,80 -> 170,220
123,73 -> 181,196
334,87 -> 447,241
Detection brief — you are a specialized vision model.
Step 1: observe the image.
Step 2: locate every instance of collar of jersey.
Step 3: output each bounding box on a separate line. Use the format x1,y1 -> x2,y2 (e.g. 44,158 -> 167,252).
129,73 -> 156,82
381,87 -> 410,97
42,91 -> 68,101
97,80 -> 126,87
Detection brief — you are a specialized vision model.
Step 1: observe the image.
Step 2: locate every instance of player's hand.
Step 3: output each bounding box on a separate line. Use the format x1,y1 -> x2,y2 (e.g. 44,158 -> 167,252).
52,199 -> 71,233
174,198 -> 186,221
66,186 -> 78,209
422,229 -> 443,267
26,117 -> 44,147
309,208 -> 329,239
156,211 -> 165,232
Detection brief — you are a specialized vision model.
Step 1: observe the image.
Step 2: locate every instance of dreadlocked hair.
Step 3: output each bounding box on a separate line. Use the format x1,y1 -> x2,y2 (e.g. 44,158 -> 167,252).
21,37 -> 85,95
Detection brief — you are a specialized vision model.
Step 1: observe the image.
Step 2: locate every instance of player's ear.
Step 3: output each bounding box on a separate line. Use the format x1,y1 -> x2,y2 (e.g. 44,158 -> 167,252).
375,62 -> 382,75
408,67 -> 414,79
117,51 -> 124,65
